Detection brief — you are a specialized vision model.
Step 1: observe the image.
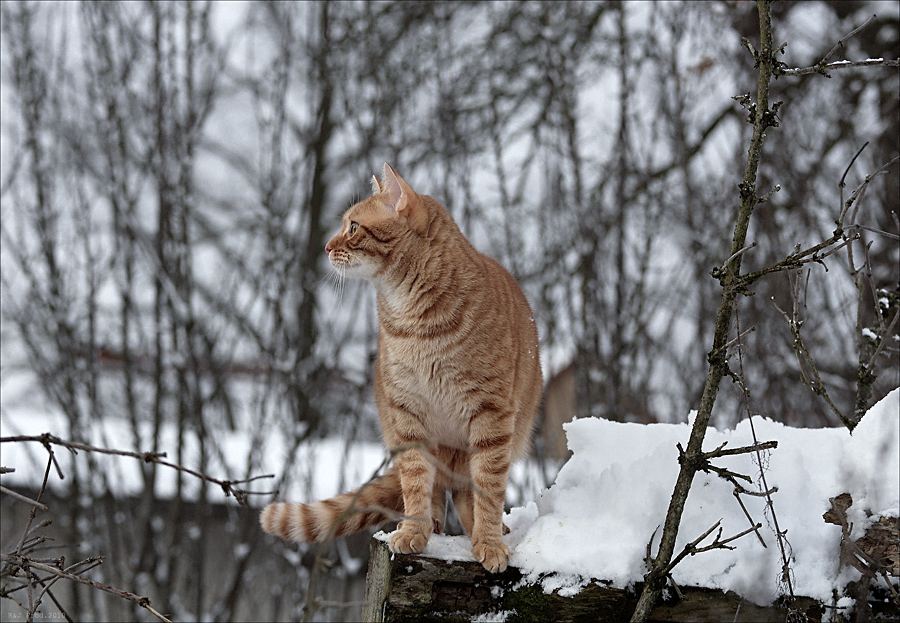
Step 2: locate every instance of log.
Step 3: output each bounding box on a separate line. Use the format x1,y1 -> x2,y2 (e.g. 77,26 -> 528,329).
361,534 -> 826,622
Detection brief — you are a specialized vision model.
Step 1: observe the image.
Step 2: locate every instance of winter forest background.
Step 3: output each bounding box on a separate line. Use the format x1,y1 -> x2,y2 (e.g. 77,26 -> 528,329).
1,1 -> 898,621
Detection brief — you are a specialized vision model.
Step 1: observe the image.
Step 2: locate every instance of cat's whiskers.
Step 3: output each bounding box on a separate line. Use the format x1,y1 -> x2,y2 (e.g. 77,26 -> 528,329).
330,264 -> 346,308
338,266 -> 347,307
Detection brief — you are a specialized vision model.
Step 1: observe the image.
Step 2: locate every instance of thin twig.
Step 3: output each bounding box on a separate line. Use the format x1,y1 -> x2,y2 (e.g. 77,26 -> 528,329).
847,224 -> 900,240
778,57 -> 899,77
16,453 -> 53,558
702,440 -> 778,460
741,232 -> 859,286
1,433 -> 275,506
819,15 -> 878,65
839,143 -> 869,206
838,155 -> 900,227
0,486 -> 49,510
2,554 -> 172,623
663,519 -> 761,576
770,293 -> 851,427
733,490 -> 767,547
39,584 -> 74,623
734,306 -> 797,605
868,308 -> 900,369
715,243 -> 758,277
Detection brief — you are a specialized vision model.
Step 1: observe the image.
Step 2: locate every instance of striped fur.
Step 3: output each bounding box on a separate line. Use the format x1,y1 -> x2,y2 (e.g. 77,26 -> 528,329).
259,467 -> 404,542
260,164 -> 542,573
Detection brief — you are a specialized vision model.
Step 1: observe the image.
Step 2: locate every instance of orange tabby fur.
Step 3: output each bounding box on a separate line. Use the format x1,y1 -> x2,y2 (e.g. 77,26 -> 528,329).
260,164 -> 541,573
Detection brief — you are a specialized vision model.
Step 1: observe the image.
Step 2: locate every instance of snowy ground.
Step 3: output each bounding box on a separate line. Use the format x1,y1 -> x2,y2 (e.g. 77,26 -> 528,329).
386,388 -> 899,607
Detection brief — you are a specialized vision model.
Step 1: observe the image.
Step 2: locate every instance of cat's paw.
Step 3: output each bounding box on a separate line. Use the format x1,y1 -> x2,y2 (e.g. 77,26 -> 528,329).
390,523 -> 430,555
472,539 -> 511,573
396,519 -> 443,536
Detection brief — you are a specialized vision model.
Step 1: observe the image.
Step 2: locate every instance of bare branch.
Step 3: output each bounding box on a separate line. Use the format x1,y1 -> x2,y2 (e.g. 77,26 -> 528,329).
778,57 -> 899,78
2,554 -> 172,623
838,155 -> 900,227
740,232 -> 859,287
770,294 -> 852,428
0,486 -> 49,510
847,224 -> 900,241
733,490 -> 767,548
702,440 -> 778,460
662,519 -> 762,576
630,3 -> 783,618
820,14 -> 879,65
868,308 -> 900,374
0,433 -> 275,506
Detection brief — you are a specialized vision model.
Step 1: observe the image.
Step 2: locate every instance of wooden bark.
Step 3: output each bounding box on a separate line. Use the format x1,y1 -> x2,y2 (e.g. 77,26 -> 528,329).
361,536 -> 826,623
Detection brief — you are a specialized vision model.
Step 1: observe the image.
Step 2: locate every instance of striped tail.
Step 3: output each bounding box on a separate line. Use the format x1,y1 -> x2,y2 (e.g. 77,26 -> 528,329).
259,466 -> 403,543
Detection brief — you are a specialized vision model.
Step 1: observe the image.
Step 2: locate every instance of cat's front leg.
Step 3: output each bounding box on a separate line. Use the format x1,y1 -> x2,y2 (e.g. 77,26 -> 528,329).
468,417 -> 515,573
390,441 -> 436,555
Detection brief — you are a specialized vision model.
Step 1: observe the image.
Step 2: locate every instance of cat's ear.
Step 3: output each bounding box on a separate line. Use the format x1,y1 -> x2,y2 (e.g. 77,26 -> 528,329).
380,163 -> 406,210
370,175 -> 383,196
381,163 -> 428,233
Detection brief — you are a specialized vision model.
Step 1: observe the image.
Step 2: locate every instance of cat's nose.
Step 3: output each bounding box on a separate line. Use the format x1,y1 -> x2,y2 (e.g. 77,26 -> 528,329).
325,242 -> 332,254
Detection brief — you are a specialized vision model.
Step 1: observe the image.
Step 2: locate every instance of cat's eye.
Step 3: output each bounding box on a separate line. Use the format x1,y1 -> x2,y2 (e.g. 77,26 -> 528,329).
349,222 -> 359,235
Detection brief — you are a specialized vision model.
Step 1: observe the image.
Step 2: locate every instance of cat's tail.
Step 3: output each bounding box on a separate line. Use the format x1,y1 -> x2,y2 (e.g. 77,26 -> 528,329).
259,466 -> 403,543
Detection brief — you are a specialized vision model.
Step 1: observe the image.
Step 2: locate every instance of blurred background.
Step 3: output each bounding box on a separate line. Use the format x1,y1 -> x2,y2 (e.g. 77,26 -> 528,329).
1,1 -> 897,620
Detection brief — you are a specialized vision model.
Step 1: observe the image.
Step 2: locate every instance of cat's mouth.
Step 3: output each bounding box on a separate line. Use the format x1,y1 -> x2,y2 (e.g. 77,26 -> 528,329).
329,250 -> 355,269
329,251 -> 373,279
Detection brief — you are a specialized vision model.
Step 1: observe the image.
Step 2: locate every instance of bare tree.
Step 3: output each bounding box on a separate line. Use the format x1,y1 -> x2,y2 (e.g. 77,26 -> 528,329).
2,1 -> 897,620
631,2 -> 899,620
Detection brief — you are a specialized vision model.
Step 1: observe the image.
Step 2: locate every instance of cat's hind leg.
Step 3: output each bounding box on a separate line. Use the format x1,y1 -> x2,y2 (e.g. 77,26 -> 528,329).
468,414 -> 515,573
451,487 -> 475,535
430,484 -> 447,534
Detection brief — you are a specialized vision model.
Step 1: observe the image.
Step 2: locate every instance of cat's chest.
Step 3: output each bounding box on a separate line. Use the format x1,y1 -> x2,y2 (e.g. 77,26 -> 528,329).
380,338 -> 479,436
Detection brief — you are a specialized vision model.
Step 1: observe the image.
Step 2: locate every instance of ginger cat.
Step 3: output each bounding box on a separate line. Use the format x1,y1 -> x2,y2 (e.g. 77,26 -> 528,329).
260,164 -> 541,573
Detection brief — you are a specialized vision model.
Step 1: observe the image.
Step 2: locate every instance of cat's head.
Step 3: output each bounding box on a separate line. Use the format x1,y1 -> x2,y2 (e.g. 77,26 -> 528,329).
325,163 -> 431,281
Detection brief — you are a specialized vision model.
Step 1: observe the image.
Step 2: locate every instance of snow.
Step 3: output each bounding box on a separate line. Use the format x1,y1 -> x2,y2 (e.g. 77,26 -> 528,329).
388,389 -> 899,606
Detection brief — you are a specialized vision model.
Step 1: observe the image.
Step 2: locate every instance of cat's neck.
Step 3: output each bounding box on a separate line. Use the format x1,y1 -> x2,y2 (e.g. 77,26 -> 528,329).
374,211 -> 480,328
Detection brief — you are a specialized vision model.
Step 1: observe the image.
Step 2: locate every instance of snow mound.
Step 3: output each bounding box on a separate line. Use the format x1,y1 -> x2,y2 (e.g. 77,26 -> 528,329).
505,387 -> 899,604
418,388 -> 899,605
